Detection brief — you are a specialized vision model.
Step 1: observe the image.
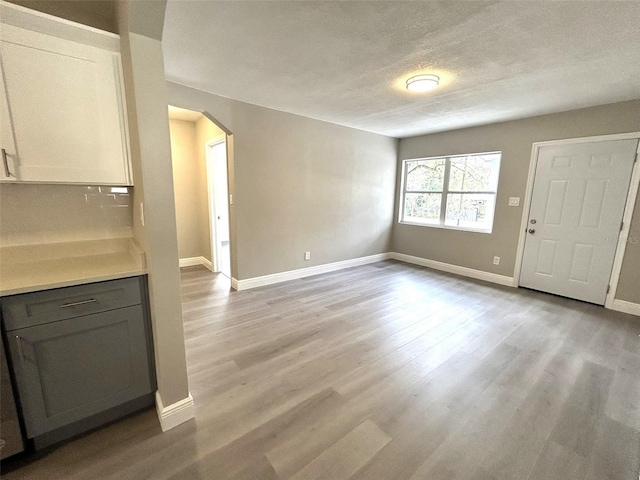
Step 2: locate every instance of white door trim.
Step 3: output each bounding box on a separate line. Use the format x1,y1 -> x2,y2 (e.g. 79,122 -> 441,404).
606,142 -> 640,308
205,137 -> 226,273
514,132 -> 640,309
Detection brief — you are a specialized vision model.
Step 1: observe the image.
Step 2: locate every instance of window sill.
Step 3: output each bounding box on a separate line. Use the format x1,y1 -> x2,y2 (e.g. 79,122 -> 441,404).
398,220 -> 493,234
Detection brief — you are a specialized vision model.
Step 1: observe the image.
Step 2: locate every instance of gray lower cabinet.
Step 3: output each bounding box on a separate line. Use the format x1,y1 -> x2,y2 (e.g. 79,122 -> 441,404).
2,277 -> 155,446
1,337 -> 24,459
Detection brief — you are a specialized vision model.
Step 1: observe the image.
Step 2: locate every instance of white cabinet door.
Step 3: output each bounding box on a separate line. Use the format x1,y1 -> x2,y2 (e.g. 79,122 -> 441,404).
0,56 -> 17,180
0,24 -> 131,185
520,139 -> 637,305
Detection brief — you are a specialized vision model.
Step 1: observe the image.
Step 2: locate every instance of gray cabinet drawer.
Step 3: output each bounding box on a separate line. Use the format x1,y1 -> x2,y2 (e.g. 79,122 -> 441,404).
2,277 -> 141,331
6,305 -> 153,438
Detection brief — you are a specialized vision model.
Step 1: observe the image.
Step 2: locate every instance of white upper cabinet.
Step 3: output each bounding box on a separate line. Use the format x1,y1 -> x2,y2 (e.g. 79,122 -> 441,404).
0,21 -> 132,185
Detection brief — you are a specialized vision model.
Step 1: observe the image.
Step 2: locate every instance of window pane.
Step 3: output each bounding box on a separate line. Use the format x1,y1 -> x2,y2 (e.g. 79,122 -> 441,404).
403,193 -> 441,224
445,193 -> 496,231
405,159 -> 445,191
448,154 -> 500,192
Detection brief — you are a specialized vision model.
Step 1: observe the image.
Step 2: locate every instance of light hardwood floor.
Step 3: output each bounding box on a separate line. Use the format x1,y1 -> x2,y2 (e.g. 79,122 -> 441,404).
4,260 -> 640,479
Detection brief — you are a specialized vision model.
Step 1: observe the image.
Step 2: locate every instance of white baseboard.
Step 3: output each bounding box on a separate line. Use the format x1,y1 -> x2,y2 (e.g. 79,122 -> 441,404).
390,252 -> 516,287
201,257 -> 213,271
229,251 -> 635,315
610,299 -> 640,316
231,252 -> 516,291
232,253 -> 392,291
179,257 -> 201,268
155,391 -> 194,432
179,256 -> 214,272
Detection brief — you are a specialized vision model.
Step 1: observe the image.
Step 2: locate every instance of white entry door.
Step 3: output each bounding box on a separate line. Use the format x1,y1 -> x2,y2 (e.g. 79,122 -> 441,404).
520,139 -> 638,304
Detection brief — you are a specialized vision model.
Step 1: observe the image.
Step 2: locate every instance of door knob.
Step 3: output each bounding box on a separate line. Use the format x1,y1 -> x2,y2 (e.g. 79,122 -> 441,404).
528,229 -> 536,234
530,219 -> 537,224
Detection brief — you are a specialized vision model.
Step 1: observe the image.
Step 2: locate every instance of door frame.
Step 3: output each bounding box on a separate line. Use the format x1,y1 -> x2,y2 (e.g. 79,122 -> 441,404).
205,136 -> 228,274
513,131 -> 640,309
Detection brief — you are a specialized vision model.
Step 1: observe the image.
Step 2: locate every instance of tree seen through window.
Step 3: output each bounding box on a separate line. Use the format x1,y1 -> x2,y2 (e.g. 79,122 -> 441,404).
401,153 -> 501,232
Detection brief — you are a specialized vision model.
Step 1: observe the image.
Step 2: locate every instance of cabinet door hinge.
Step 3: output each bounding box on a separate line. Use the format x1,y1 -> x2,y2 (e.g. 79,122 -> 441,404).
620,221 -> 624,232
606,284 -> 611,294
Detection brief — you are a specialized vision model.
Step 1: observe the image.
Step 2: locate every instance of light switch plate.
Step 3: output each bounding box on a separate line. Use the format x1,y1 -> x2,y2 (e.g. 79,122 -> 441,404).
508,197 -> 520,207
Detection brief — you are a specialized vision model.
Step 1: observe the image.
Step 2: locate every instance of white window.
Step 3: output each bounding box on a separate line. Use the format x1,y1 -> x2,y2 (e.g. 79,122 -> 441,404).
400,152 -> 501,233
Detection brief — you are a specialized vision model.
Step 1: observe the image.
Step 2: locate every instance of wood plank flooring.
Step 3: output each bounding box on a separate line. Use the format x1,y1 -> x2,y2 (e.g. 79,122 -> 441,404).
4,260 -> 640,479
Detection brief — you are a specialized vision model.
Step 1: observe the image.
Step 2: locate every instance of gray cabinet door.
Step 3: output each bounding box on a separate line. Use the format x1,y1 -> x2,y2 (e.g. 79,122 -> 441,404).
1,338 -> 24,458
7,305 -> 152,438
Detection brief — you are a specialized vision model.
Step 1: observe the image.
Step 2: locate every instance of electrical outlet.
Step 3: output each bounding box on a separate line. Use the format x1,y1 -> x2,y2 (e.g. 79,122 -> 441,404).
304,251 -> 311,260
139,202 -> 145,227
493,256 -> 500,265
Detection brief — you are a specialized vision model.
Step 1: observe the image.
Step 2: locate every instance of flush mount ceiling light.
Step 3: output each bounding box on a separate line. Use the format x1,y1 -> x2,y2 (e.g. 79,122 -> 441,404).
406,74 -> 440,92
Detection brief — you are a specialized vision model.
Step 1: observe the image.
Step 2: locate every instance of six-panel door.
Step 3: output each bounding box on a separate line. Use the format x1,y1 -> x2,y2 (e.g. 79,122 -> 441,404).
520,139 -> 637,304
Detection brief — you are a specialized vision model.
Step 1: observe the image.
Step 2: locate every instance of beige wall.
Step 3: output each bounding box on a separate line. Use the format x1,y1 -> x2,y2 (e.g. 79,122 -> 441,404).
169,118 -> 202,260
195,115 -> 226,262
7,0 -> 118,33
168,116 -> 225,263
0,184 -> 132,246
166,81 -> 398,281
393,99 -> 640,304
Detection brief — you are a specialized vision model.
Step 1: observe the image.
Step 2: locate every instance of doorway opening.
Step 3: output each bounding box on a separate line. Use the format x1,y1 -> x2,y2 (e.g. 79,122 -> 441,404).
167,105 -> 233,282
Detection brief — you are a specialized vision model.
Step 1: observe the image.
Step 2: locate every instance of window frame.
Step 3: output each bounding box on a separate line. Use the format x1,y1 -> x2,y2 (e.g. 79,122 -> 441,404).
399,151 -> 502,234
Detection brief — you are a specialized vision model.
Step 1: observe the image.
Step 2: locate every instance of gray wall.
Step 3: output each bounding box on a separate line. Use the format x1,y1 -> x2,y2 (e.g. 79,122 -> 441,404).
166,81 -> 398,280
118,20 -> 189,407
617,194 -> 640,303
393,99 -> 640,304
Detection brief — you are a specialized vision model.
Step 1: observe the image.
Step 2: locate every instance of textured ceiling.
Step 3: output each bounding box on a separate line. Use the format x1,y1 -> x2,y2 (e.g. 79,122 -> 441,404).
163,1 -> 640,138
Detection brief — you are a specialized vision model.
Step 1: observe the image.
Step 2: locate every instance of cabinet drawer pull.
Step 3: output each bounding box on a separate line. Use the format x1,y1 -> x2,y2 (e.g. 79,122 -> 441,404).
2,148 -> 11,178
59,299 -> 98,308
15,336 -> 36,365
16,336 -> 24,363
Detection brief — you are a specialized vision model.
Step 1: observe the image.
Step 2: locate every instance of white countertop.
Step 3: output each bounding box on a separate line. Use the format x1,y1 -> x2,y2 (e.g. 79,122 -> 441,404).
0,238 -> 147,296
